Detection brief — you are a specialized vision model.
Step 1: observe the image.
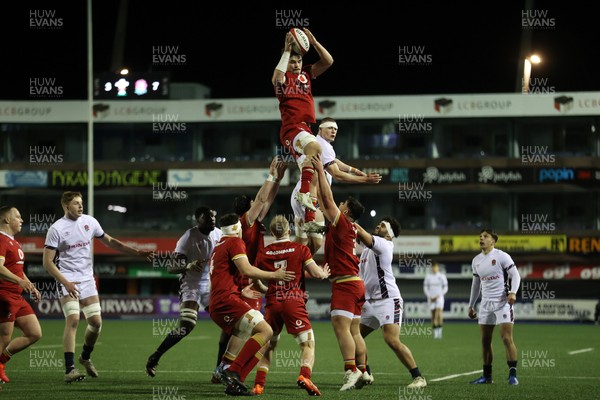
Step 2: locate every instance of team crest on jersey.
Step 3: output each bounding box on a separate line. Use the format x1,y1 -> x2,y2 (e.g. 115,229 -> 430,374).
84,224 -> 90,231
298,74 -> 308,84
491,259 -> 496,265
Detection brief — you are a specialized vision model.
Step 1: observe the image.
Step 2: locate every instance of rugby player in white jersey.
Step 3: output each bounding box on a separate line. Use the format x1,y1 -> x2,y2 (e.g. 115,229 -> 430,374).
290,117 -> 381,254
423,262 -> 448,339
43,191 -> 152,383
146,206 -> 221,377
468,229 -> 521,385
355,217 -> 427,389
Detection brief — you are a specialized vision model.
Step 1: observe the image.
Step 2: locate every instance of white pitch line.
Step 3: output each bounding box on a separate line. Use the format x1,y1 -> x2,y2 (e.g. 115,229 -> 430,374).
429,370 -> 482,382
30,342 -> 102,349
568,348 -> 593,355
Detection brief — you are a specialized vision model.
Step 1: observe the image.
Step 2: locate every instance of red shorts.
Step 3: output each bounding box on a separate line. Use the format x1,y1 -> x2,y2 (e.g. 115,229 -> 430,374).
209,295 -> 252,335
280,123 -> 313,157
330,279 -> 366,316
243,296 -> 262,312
0,291 -> 35,323
264,297 -> 312,336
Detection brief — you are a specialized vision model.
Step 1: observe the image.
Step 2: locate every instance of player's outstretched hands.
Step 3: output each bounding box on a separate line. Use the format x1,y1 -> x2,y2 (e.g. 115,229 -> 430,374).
507,292 -> 517,305
140,250 -> 154,263
241,283 -> 262,300
273,266 -> 295,282
30,284 -> 42,303
366,172 -> 382,184
310,153 -> 324,173
468,307 -> 477,319
302,28 -> 316,45
270,156 -> 288,181
320,263 -> 331,279
20,280 -> 42,302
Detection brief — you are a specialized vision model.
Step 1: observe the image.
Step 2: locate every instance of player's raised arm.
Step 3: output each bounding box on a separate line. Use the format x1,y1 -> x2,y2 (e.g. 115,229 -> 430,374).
303,28 -> 334,79
98,233 -> 153,261
233,255 -> 295,282
354,222 -> 374,248
326,162 -> 382,184
272,32 -> 294,86
310,153 -> 338,223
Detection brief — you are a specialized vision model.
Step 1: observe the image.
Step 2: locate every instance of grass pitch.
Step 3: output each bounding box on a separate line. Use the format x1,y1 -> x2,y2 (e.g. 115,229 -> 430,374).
1,319 -> 598,399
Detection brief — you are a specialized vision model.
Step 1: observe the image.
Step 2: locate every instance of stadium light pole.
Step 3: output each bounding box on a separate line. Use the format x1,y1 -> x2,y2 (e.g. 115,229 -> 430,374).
87,0 -> 94,218
522,54 -> 541,94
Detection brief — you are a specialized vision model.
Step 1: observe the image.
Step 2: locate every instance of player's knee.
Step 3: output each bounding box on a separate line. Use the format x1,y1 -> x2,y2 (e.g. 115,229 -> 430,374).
62,300 -> 80,320
179,308 -> 198,334
256,320 -> 273,339
82,303 -> 102,319
237,309 -> 266,341
29,330 -> 42,343
295,329 -> 315,347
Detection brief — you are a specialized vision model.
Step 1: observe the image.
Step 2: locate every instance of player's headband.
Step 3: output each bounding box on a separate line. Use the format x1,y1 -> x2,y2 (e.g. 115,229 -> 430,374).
382,221 -> 395,238
319,121 -> 338,130
221,221 -> 241,236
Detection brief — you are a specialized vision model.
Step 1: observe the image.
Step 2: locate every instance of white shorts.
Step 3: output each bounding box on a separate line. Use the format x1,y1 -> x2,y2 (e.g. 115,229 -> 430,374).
59,279 -> 98,301
179,274 -> 210,309
478,299 -> 514,325
360,298 -> 403,330
428,296 -> 444,311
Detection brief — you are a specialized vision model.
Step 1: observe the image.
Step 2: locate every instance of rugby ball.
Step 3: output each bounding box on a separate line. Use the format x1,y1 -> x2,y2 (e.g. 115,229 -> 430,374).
290,28 -> 310,55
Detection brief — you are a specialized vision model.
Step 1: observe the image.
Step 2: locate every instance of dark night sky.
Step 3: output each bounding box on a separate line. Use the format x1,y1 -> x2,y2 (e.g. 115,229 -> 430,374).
1,0 -> 597,100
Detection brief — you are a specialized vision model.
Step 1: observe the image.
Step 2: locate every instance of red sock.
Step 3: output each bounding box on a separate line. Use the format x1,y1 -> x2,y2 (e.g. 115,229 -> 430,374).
0,349 -> 11,364
304,209 -> 315,223
240,353 -> 262,382
358,364 -> 366,373
254,367 -> 268,386
300,166 -> 315,193
229,335 -> 265,375
344,359 -> 356,372
300,366 -> 312,379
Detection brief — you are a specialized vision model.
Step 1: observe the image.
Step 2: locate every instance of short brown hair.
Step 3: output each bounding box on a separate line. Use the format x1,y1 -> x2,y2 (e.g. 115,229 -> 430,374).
480,228 -> 498,242
270,215 -> 290,239
61,191 -> 83,206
